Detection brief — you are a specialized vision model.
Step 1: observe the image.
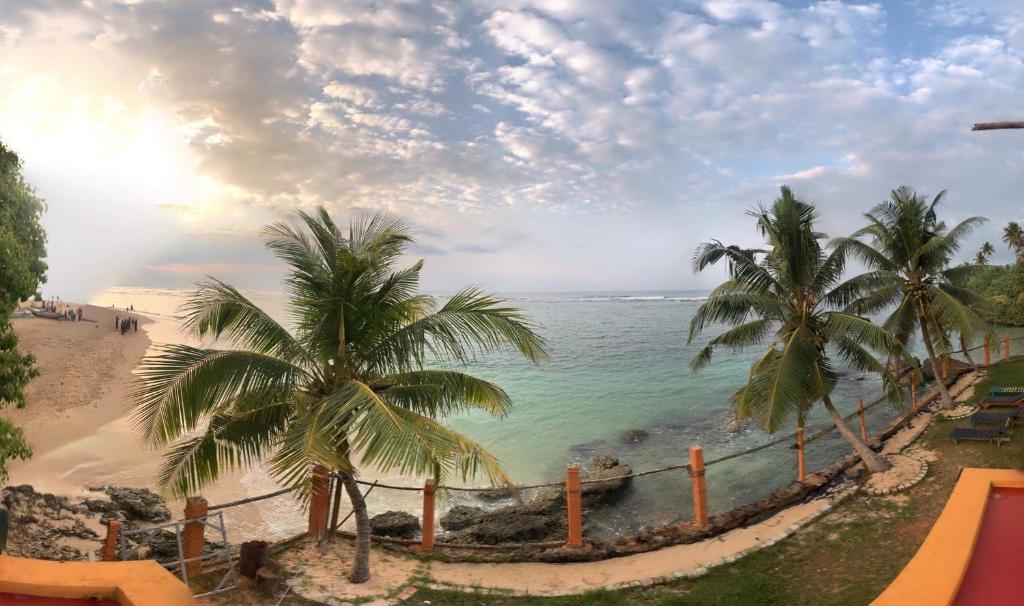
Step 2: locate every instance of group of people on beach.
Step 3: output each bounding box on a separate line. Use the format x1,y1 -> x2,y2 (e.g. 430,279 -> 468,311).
115,315 -> 138,335
43,299 -> 83,321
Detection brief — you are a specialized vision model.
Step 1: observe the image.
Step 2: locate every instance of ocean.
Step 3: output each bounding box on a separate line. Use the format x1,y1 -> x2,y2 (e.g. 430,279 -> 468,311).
91,285 -> 996,531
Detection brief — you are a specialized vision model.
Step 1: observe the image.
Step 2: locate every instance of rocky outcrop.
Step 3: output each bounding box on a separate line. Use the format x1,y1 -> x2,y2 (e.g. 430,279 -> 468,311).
1,484 -> 174,561
104,486 -> 171,523
369,511 -> 420,539
621,429 -> 650,444
437,456 -> 633,545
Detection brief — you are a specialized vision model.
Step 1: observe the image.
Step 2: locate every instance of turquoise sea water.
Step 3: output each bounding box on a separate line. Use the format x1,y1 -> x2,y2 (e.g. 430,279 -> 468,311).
92,286 -> 1024,531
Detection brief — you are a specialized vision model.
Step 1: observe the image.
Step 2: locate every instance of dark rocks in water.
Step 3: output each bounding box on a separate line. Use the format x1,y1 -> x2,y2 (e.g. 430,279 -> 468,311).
83,499 -> 119,515
621,429 -> 650,444
369,511 -> 421,539
439,455 -> 632,545
105,486 -> 171,523
476,488 -> 514,501
581,456 -> 633,507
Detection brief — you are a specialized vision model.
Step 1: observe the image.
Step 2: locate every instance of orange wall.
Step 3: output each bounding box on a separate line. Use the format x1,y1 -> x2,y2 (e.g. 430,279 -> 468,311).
0,556 -> 196,606
872,468 -> 1024,606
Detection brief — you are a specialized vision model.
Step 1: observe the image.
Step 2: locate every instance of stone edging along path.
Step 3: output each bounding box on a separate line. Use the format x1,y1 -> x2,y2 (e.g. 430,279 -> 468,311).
410,371 -> 983,597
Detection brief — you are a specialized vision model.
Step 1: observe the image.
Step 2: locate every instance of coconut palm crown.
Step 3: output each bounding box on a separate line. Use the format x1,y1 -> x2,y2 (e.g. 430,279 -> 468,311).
835,187 -> 987,408
689,186 -> 903,473
130,209 -> 547,581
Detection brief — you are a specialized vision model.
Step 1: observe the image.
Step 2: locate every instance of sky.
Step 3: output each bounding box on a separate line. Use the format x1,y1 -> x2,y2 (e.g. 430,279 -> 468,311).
2,0 -> 1024,300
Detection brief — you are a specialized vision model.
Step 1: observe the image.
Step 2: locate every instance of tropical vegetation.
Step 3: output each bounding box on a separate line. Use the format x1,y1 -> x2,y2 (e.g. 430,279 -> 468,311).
688,186 -> 904,473
130,209 -> 547,583
836,187 -> 986,409
969,222 -> 1024,326
0,139 -> 47,482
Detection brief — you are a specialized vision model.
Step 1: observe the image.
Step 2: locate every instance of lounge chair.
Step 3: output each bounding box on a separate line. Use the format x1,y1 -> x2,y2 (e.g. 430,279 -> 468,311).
970,409 -> 1021,429
991,386 -> 1024,395
980,393 -> 1024,409
950,425 -> 1010,445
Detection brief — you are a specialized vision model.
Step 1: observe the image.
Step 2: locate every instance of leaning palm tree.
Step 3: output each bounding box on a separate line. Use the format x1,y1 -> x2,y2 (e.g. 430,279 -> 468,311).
836,187 -> 987,409
975,242 -> 995,266
689,186 -> 903,473
131,209 -> 547,583
1003,222 -> 1024,264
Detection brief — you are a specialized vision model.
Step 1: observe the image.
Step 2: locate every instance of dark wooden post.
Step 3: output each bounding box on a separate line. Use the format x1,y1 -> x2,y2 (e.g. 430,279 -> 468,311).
1005,333 -> 1011,362
985,335 -> 992,366
101,520 -> 120,562
566,465 -> 583,547
307,466 -> 330,541
689,446 -> 708,526
421,479 -> 436,552
183,497 -> 208,576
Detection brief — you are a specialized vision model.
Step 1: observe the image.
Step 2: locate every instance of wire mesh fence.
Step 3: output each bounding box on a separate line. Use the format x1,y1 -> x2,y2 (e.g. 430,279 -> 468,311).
210,489 -> 306,546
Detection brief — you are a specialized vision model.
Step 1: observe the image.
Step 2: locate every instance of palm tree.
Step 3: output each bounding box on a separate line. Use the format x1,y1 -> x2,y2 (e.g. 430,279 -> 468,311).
131,209 -> 547,583
975,242 -> 995,266
1003,222 -> 1024,263
689,187 -> 903,473
836,187 -> 986,409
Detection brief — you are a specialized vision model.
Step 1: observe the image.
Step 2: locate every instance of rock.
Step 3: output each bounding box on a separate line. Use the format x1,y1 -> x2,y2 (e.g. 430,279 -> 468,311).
369,511 -> 421,539
439,505 -> 485,531
105,486 -> 171,523
580,456 -> 633,507
83,499 -> 119,514
476,488 -> 514,501
621,429 -> 650,444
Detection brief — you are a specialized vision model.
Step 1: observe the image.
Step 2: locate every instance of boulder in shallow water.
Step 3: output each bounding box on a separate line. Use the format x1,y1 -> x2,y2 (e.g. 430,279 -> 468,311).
105,486 -> 171,522
621,429 -> 650,444
369,510 -> 421,539
580,456 -> 633,506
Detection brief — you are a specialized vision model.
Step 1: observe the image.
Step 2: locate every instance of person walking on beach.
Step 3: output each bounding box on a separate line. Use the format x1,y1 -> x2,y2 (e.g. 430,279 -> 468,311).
115,315 -> 119,329
133,318 -> 137,332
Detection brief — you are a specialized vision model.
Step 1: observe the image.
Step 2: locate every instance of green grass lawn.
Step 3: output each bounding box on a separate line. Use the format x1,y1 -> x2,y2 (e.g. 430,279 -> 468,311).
407,361 -> 1024,606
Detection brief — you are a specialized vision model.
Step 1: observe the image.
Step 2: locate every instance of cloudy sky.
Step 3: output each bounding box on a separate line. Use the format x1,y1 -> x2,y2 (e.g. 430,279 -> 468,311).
2,0 -> 1024,299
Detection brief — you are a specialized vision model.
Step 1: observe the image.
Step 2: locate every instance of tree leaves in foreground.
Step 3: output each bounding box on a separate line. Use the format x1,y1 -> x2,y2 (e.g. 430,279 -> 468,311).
689,186 -> 904,473
0,139 -> 47,480
131,208 -> 547,582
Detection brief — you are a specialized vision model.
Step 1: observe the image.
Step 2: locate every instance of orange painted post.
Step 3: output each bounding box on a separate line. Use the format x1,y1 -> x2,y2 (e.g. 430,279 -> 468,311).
942,354 -> 949,380
796,427 -> 806,483
985,335 -> 992,366
689,446 -> 708,527
101,520 -> 120,562
182,496 -> 208,576
1005,332 -> 1011,361
858,399 -> 867,443
566,465 -> 583,547
911,373 -> 918,411
307,466 -> 330,541
421,479 -> 436,552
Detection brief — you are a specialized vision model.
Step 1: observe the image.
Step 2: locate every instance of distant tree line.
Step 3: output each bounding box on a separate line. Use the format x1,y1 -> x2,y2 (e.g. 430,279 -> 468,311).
969,222 -> 1024,326
0,139 -> 47,482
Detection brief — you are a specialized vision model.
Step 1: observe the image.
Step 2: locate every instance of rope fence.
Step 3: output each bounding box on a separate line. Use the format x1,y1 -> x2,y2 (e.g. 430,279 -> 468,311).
110,331 -> 1023,570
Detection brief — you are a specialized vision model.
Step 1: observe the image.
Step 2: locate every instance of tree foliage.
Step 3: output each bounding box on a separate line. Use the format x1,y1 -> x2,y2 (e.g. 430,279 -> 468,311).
0,139 -> 47,480
689,186 -> 904,472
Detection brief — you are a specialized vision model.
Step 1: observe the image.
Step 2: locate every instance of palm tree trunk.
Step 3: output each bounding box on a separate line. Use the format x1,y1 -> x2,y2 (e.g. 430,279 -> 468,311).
339,472 -> 371,583
918,306 -> 954,409
961,335 -> 977,370
821,394 -> 891,473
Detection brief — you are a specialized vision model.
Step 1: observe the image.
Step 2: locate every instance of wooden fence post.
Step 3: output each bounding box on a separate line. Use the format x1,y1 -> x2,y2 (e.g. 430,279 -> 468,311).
911,373 -> 917,411
1005,332 -> 1011,362
307,466 -> 330,541
689,446 -> 708,527
183,496 -> 208,576
985,335 -> 992,366
101,520 -> 120,562
858,399 -> 867,443
941,354 -> 949,380
421,479 -> 436,552
796,427 -> 806,483
566,465 -> 583,547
